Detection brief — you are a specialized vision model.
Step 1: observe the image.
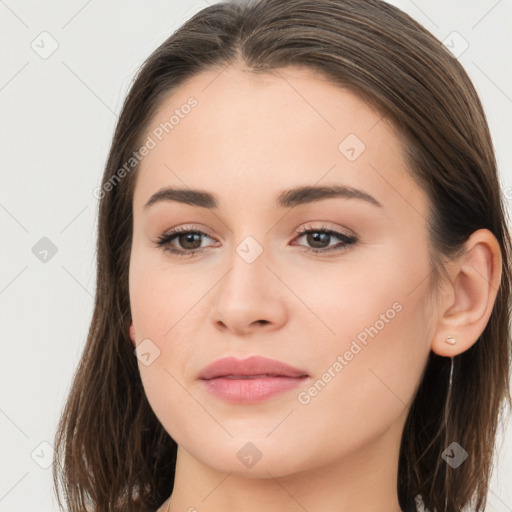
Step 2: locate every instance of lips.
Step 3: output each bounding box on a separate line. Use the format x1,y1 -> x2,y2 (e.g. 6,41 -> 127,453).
198,355 -> 309,380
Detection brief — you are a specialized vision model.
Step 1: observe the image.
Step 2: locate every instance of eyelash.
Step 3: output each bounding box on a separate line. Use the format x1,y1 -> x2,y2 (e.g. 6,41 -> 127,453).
153,225 -> 358,258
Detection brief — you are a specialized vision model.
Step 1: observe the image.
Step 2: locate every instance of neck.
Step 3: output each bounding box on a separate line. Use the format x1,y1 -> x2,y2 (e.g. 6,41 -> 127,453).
163,416 -> 406,512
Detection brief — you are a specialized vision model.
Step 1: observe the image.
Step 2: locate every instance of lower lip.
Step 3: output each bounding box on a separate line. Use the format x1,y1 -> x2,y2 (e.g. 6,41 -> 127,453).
200,376 -> 309,403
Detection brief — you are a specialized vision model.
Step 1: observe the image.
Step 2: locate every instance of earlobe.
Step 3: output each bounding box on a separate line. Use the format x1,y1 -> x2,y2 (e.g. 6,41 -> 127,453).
431,229 -> 502,357
129,322 -> 136,346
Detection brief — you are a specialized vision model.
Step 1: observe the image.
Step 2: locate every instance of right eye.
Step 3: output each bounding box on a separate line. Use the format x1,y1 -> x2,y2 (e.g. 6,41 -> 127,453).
153,226 -> 219,257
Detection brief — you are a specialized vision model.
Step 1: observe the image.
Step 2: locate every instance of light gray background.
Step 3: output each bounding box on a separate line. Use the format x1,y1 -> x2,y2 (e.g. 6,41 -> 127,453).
1,1 -> 511,511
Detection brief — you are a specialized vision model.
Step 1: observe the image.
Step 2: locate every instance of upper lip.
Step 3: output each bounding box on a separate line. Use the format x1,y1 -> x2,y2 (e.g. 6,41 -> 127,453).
198,355 -> 309,380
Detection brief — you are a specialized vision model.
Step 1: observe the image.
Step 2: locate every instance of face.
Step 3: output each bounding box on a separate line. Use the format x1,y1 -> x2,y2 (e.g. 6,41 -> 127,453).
129,64 -> 435,478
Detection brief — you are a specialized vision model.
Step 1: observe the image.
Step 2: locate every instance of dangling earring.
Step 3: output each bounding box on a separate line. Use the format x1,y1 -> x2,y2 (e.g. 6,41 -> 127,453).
443,354 -> 455,512
444,336 -> 456,408
129,322 -> 135,346
445,335 -> 456,345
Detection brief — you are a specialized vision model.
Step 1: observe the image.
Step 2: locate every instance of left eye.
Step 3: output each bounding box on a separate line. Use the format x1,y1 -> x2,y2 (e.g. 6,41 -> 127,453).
153,225 -> 358,258
292,226 -> 358,254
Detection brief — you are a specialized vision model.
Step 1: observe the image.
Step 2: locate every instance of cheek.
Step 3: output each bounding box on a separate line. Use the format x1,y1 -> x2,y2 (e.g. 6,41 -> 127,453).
286,242 -> 429,347
128,244 -> 201,338
128,247 -> 208,416
285,311 -> 429,472
292,247 -> 432,448
128,266 -> 197,439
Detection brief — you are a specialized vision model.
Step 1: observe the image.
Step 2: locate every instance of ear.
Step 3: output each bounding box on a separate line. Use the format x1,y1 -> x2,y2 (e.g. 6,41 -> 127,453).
129,322 -> 136,346
431,229 -> 502,357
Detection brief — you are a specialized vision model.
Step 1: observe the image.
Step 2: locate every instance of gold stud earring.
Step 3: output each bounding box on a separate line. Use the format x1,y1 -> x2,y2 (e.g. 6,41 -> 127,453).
445,335 -> 456,345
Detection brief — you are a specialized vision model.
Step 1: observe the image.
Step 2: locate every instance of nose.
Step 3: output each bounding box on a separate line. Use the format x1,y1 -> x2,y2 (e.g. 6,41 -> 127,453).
209,242 -> 288,336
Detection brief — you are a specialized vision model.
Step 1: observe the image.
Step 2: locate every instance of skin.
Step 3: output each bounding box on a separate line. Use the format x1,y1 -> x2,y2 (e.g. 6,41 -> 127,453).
128,64 -> 502,512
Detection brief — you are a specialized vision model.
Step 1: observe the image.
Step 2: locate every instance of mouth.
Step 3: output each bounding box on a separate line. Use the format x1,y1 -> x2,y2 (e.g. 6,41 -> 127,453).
220,374 -> 293,379
198,355 -> 309,380
200,374 -> 309,403
198,356 -> 310,404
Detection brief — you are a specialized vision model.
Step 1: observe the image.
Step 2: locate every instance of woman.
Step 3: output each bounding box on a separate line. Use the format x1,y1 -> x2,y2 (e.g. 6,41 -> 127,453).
52,1 -> 511,511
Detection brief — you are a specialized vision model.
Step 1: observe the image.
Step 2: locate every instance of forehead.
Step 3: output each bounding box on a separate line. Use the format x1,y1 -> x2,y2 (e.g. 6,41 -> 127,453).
132,64 -> 427,221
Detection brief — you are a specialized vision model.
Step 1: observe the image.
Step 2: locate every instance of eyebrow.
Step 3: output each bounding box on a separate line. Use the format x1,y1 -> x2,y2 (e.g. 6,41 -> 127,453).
143,183 -> 383,210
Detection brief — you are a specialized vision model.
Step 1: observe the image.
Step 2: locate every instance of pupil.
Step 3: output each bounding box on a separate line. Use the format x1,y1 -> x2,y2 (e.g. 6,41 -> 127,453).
181,233 -> 201,249
309,232 -> 329,248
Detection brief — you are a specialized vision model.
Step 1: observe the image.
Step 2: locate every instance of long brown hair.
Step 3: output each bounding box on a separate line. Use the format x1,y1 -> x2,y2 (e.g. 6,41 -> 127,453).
52,1 -> 512,511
